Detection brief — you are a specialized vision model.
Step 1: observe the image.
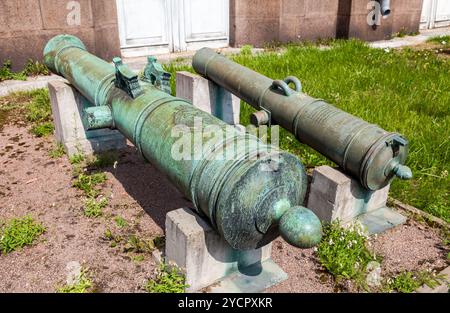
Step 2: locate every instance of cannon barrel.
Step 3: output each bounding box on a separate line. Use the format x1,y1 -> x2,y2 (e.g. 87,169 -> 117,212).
193,48 -> 412,191
43,35 -> 323,250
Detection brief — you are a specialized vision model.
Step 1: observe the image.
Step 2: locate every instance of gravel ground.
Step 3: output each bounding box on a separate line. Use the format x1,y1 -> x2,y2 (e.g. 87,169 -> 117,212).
0,124 -> 447,293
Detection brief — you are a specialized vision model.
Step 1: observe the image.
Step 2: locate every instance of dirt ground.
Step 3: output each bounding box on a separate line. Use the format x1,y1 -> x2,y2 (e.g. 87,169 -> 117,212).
0,124 -> 448,293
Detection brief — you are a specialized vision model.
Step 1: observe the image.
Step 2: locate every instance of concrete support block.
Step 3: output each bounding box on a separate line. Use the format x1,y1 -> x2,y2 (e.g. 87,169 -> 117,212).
176,71 -> 240,125
48,80 -> 126,157
165,208 -> 287,293
307,166 -> 406,234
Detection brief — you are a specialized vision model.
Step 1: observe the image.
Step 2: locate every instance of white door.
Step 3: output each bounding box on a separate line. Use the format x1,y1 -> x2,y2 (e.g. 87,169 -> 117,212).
180,0 -> 229,51
116,0 -> 172,57
117,0 -> 229,58
421,0 -> 450,29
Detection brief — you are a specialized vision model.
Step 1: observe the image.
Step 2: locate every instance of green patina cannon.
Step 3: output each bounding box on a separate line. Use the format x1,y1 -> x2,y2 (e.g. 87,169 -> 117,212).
193,48 -> 412,191
43,35 -> 323,251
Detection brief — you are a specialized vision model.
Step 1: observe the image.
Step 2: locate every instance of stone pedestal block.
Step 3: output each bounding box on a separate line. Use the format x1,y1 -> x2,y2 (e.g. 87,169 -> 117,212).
165,208 -> 287,293
307,166 -> 406,234
48,80 -> 126,157
176,71 -> 241,125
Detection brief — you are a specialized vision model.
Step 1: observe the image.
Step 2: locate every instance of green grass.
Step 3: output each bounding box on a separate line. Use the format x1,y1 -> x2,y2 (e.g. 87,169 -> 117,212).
57,268 -> 93,293
165,40 -> 450,222
73,172 -> 107,198
132,255 -> 145,263
124,235 -> 154,253
317,221 -> 378,283
31,121 -> 53,137
145,263 -> 188,293
48,143 -> 65,159
0,89 -> 53,135
24,88 -> 53,137
84,198 -> 108,218
0,59 -> 49,82
0,216 -> 46,254
87,152 -> 119,169
70,153 -> 85,165
427,35 -> 450,47
384,270 -> 444,293
114,216 -> 128,228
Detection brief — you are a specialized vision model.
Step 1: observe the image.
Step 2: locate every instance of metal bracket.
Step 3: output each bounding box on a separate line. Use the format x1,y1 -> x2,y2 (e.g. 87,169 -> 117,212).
261,106 -> 272,128
142,56 -> 172,95
113,57 -> 143,99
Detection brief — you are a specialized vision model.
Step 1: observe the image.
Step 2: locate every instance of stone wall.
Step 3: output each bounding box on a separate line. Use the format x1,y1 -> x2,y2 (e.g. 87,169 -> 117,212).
0,0 -> 120,71
230,0 -> 424,47
1,0 -> 425,69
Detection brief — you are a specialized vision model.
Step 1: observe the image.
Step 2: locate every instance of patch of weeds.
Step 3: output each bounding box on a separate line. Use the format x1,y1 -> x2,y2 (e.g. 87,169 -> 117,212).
31,121 -> 53,137
103,228 -> 123,248
72,172 -> 107,197
394,28 -> 419,38
240,45 -> 254,56
124,235 -> 154,253
57,268 -> 93,293
0,60 -> 49,82
0,216 -> 46,254
70,153 -> 85,165
48,143 -> 65,159
0,61 -> 26,82
25,89 -> 53,137
26,89 -> 51,123
22,59 -> 50,77
166,40 -> 450,222
132,255 -> 145,263
114,216 -> 128,228
84,198 -> 108,218
427,35 -> 450,47
384,270 -> 445,293
87,152 -> 118,169
316,221 -> 379,284
152,235 -> 165,250
145,263 -> 188,293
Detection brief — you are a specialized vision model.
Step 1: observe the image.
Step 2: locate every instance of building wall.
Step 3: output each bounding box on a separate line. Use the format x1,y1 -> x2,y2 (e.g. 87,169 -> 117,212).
1,0 -> 425,70
230,0 -> 424,47
0,0 -> 120,71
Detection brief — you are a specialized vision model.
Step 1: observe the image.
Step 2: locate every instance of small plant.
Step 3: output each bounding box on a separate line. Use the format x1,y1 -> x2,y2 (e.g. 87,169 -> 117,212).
145,263 -> 188,293
26,89 -> 51,123
70,153 -> 85,165
48,143 -> 65,159
385,270 -> 444,293
125,235 -> 154,253
240,45 -> 253,56
84,198 -> 108,218
132,255 -> 145,263
103,228 -> 123,248
57,268 -> 93,293
31,121 -> 53,137
114,216 -> 128,228
73,172 -> 107,197
87,152 -> 118,169
22,59 -> 50,77
316,221 -> 378,282
0,216 -> 46,254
